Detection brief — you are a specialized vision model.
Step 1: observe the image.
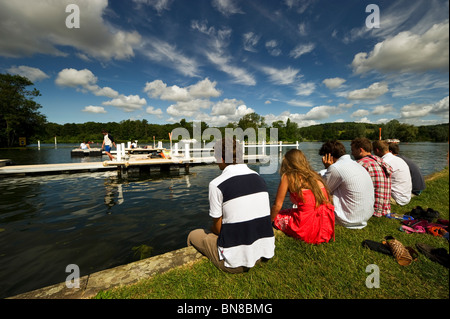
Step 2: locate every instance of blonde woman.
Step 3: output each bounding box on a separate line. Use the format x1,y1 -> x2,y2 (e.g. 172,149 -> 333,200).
271,149 -> 335,244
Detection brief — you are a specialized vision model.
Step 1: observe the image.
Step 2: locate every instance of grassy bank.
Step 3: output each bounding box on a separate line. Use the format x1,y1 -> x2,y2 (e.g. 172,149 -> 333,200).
96,168 -> 449,299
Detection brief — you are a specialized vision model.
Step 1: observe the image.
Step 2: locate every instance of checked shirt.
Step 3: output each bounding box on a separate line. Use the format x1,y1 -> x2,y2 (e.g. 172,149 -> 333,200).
357,155 -> 393,217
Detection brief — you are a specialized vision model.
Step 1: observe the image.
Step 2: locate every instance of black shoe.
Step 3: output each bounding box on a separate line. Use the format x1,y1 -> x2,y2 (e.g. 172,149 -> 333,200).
362,240 -> 393,256
416,243 -> 449,268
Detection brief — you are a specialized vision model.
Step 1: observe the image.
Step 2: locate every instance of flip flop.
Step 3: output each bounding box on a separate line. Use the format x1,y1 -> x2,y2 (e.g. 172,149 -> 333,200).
416,243 -> 449,268
386,213 -> 414,221
399,225 -> 426,234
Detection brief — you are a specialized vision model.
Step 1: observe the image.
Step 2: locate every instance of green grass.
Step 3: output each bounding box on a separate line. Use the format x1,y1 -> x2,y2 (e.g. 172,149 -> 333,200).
96,168 -> 449,299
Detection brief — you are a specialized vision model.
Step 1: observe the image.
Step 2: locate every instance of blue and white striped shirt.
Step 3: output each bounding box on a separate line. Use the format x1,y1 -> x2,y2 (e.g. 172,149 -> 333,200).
209,164 -> 275,268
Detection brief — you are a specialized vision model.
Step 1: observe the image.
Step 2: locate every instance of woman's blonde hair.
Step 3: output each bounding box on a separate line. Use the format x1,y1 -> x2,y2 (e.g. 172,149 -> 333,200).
280,149 -> 332,207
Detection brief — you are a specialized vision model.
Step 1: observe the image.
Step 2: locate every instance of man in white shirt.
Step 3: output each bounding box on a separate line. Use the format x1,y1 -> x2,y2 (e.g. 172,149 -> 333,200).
319,140 -> 374,229
373,140 -> 412,206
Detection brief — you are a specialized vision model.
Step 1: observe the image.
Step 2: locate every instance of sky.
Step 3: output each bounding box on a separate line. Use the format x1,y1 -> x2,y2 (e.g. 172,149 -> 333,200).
0,0 -> 448,128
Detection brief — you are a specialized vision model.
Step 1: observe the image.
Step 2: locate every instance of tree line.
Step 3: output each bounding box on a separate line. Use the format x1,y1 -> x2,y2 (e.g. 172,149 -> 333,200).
33,116 -> 450,145
1,73 -> 448,147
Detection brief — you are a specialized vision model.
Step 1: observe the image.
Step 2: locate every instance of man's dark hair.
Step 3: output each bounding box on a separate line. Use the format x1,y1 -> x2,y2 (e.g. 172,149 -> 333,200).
318,140 -> 347,159
351,137 -> 373,153
214,137 -> 243,164
388,143 -> 400,155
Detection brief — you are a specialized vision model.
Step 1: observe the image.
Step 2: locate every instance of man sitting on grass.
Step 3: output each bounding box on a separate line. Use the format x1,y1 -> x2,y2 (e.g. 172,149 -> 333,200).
187,137 -> 275,273
351,138 -> 393,217
373,140 -> 412,206
319,140 -> 375,229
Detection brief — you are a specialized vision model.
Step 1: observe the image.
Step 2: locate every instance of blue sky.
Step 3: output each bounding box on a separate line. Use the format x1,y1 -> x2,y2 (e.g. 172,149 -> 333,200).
0,0 -> 448,127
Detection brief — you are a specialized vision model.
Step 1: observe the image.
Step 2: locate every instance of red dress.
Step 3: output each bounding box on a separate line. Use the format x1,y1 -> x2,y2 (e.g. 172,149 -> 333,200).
274,188 -> 335,244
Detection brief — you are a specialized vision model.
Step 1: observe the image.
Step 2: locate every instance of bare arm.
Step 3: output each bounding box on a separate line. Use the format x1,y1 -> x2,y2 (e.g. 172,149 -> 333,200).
271,174 -> 289,221
211,217 -> 222,235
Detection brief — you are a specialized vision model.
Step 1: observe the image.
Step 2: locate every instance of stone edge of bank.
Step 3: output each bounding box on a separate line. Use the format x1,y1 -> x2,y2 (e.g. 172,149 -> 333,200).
8,246 -> 205,299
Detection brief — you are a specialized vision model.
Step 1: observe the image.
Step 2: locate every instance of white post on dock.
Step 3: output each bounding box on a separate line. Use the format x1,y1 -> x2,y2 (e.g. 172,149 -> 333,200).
173,143 -> 179,156
184,143 -> 190,160
121,143 -> 126,158
296,141 -> 299,149
261,139 -> 266,155
38,140 -> 40,150
127,141 -> 131,149
279,141 -> 282,153
116,144 -> 122,161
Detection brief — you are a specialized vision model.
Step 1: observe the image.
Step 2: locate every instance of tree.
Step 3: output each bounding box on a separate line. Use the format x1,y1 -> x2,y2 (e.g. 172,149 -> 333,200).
0,74 -> 47,147
238,112 -> 266,131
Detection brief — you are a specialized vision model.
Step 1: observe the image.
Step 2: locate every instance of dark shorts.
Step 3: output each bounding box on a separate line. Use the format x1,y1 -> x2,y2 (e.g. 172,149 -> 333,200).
104,145 -> 111,153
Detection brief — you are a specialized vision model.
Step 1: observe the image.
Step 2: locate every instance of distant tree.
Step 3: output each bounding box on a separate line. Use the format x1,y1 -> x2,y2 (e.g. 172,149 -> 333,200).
0,74 -> 47,147
238,112 -> 266,130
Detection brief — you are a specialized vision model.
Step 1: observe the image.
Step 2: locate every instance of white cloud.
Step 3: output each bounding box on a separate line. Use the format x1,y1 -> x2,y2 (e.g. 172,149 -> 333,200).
296,82 -> 315,96
289,43 -> 315,59
323,77 -> 346,89
55,68 -> 119,98
351,109 -> 370,118
352,21 -> 449,74
260,66 -> 300,85
287,100 -> 313,107
140,38 -> 199,77
144,78 -> 221,102
372,105 -> 395,115
82,106 -> 107,114
103,95 -> 147,112
304,105 -> 344,120
400,96 -> 449,119
146,106 -> 163,117
0,0 -> 141,60
192,21 -> 256,85
7,65 -> 49,82
211,98 -> 245,116
199,103 -> 254,127
132,0 -> 173,14
266,40 -> 282,56
347,82 -> 389,100
211,0 -> 244,16
243,32 -> 261,52
166,99 -> 211,118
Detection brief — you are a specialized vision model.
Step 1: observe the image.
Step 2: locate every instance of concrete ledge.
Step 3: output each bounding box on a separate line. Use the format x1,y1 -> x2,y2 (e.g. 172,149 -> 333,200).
8,246 -> 204,299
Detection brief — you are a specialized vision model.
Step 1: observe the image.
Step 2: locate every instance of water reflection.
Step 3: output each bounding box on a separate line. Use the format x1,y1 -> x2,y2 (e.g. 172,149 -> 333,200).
104,177 -> 124,214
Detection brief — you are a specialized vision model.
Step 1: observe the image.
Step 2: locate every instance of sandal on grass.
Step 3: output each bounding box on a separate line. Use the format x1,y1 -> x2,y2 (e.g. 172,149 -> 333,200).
383,236 -> 415,266
416,243 -> 449,268
362,239 -> 393,255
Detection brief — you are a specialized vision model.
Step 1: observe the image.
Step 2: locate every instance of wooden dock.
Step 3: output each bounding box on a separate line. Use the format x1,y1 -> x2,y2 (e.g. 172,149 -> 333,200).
0,154 -> 269,177
0,162 -> 117,176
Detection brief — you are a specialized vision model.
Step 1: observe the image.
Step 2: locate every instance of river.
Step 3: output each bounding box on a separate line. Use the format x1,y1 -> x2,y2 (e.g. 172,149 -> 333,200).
0,142 -> 448,298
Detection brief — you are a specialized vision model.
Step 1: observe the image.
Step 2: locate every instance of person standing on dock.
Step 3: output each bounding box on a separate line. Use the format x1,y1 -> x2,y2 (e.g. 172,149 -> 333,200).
102,129 -> 116,161
187,137 -> 275,273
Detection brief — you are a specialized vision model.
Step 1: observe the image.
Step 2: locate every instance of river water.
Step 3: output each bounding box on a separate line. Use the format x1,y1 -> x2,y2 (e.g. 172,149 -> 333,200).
0,142 -> 448,298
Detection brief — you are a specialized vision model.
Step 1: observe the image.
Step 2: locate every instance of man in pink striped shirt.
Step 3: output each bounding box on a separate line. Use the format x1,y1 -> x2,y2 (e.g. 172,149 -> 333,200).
351,138 -> 393,217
